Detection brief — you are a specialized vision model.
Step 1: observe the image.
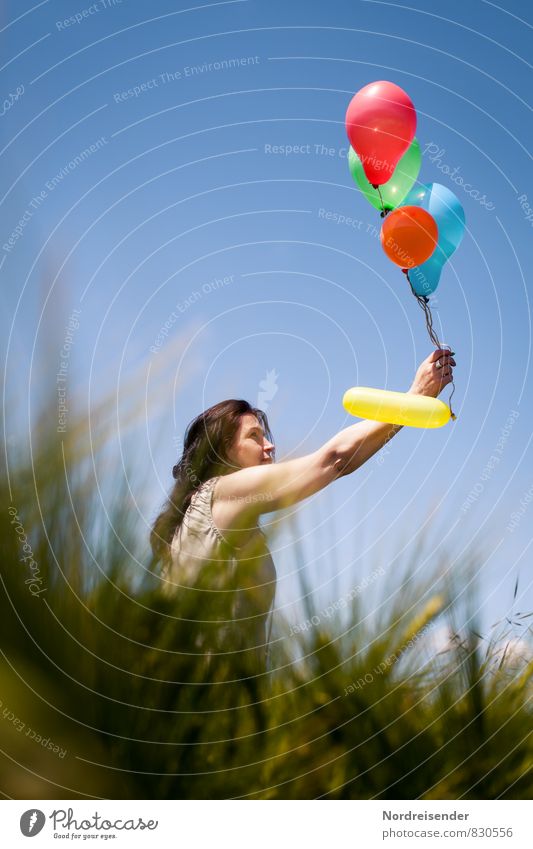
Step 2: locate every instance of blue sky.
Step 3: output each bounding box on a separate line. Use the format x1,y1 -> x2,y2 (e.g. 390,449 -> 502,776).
2,0 -> 532,637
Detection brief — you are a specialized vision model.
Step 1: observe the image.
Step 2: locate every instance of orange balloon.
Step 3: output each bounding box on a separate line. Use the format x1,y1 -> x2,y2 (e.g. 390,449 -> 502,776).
380,206 -> 438,269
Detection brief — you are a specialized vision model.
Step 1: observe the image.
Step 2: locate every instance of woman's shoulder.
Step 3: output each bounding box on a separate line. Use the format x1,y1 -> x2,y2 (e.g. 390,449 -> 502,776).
180,477 -> 227,544
190,476 -> 219,507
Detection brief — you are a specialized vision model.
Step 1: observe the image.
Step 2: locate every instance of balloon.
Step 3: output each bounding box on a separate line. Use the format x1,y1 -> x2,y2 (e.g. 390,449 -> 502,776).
343,386 -> 450,428
400,183 -> 466,297
380,206 -> 438,269
345,81 -> 417,186
406,252 -> 442,297
348,138 -> 421,213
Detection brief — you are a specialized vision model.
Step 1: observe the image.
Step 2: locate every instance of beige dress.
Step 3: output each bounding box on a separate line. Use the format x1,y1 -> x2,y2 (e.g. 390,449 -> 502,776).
164,477 -> 277,672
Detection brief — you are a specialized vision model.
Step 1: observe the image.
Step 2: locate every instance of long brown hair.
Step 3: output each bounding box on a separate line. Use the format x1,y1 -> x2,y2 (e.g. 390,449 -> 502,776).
150,400 -> 274,567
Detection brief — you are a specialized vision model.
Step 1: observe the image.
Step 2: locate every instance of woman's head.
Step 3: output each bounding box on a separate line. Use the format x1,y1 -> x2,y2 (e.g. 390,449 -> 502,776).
227,411 -> 275,467
151,400 -> 274,564
173,399 -> 274,480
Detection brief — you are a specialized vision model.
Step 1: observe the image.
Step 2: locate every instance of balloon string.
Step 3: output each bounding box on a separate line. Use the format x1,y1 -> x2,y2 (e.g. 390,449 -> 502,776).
375,184 -> 387,217
405,271 -> 457,421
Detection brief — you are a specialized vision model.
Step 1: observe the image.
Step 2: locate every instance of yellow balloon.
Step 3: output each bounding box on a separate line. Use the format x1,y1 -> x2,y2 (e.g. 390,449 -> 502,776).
343,386 -> 451,428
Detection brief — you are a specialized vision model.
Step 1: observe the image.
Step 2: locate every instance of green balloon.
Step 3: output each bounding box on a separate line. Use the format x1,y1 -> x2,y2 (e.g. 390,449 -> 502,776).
348,137 -> 422,213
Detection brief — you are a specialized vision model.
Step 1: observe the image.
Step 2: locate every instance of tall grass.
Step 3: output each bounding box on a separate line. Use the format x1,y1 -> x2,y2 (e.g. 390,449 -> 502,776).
1,388 -> 531,800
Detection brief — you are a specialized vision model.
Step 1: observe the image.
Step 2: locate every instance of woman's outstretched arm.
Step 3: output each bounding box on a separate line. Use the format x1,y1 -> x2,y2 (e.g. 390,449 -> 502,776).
213,349 -> 455,520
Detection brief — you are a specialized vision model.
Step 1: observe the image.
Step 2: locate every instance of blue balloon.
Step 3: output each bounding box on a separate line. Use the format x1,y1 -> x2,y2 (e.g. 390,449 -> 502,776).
400,183 -> 465,297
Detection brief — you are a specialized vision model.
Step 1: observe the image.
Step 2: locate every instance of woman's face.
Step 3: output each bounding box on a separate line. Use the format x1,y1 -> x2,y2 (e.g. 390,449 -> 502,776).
227,414 -> 275,469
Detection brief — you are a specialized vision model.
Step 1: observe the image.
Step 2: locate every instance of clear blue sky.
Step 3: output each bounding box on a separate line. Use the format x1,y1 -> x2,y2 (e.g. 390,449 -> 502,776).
2,0 -> 532,637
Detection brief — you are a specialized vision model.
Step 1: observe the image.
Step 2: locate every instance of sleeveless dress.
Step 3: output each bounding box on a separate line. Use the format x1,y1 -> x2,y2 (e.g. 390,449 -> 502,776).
163,477 -> 277,673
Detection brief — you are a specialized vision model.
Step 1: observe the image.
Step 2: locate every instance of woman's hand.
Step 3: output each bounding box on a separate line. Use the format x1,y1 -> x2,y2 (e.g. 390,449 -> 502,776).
409,348 -> 456,398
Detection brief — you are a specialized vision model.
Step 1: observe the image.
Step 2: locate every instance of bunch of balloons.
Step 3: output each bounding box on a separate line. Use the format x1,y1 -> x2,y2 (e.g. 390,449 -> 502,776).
345,80 -> 465,298
342,80 -> 466,427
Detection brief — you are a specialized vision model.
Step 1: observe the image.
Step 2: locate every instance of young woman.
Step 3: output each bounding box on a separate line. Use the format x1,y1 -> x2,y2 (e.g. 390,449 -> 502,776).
151,348 -> 455,674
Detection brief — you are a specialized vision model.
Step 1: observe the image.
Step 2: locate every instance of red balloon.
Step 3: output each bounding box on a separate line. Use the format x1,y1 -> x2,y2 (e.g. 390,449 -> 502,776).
345,81 -> 417,187
380,206 -> 438,269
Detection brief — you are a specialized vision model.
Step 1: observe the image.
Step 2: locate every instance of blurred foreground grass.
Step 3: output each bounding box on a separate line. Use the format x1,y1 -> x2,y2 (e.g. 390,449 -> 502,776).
1,395 -> 532,800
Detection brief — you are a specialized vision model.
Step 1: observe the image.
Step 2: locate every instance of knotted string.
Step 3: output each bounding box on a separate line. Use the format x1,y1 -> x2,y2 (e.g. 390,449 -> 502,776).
374,184 -> 389,218
404,270 -> 456,421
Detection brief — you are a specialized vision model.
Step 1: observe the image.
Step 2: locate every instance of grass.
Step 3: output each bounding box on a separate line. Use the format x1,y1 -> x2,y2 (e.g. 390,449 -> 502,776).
1,389 -> 531,800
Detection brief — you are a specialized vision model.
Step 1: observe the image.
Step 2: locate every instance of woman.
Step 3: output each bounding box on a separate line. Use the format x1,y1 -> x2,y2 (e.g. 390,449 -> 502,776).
151,348 -> 455,675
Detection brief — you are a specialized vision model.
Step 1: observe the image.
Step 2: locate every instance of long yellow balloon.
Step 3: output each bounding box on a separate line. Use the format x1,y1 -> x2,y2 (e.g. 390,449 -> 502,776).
343,386 -> 451,428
